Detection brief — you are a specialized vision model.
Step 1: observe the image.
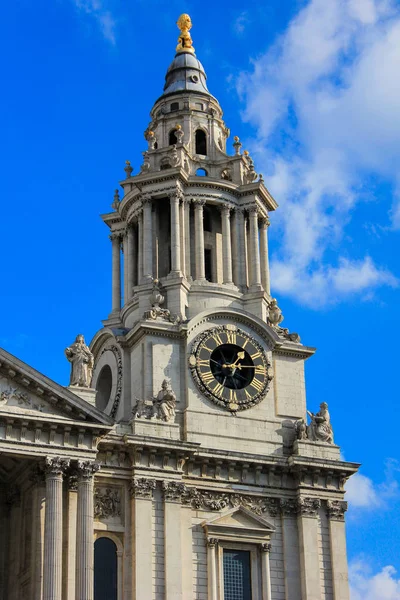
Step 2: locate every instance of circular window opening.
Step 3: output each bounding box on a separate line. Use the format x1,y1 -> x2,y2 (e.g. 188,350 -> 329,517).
191,75 -> 199,83
96,365 -> 112,411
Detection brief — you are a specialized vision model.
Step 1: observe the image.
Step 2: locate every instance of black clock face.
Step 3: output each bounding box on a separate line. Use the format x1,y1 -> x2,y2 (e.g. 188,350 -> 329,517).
189,326 -> 272,413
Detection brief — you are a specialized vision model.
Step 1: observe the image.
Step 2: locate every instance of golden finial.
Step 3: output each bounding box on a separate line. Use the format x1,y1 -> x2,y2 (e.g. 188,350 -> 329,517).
176,14 -> 195,54
175,124 -> 182,130
234,136 -> 240,142
244,150 -> 249,156
148,131 -> 155,137
125,160 -> 131,165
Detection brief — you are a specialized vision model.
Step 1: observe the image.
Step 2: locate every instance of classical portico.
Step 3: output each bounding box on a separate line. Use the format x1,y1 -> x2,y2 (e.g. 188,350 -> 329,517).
1,13 -> 359,600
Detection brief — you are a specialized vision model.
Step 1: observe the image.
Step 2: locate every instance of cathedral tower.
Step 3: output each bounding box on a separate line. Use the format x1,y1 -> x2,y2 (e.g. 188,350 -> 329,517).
0,14 -> 359,600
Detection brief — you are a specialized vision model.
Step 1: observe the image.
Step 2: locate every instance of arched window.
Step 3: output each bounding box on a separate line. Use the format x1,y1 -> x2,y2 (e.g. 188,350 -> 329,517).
195,130 -> 207,155
196,168 -> 208,177
170,102 -> 179,111
169,130 -> 178,146
161,159 -> 172,170
94,537 -> 117,600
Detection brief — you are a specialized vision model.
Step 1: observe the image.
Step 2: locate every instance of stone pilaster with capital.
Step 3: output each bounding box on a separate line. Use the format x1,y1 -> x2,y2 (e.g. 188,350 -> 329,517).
130,477 -> 156,500
193,199 -> 206,280
161,480 -> 188,503
326,500 -> 348,521
297,497 -> 321,517
75,460 -> 100,600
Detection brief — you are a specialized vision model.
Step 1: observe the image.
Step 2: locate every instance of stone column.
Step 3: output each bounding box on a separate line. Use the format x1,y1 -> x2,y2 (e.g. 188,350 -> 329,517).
206,537 -> 218,600
220,204 -> 233,284
297,497 -> 322,600
259,217 -> 271,295
137,209 -> 143,283
169,191 -> 181,276
127,224 -> 136,298
130,478 -> 156,599
235,208 -> 246,289
327,501 -> 350,600
142,196 -> 153,281
260,543 -> 272,600
65,475 -> 78,600
280,499 -> 301,600
207,538 -> 218,600
123,230 -> 128,304
194,199 -> 206,281
110,233 -> 121,312
75,461 -> 100,600
248,207 -> 262,288
5,486 -> 21,600
184,199 -> 191,279
43,456 -> 70,600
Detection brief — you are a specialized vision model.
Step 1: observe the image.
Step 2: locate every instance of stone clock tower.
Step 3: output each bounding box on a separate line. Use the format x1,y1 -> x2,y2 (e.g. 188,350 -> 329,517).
83,14 -> 359,600
0,13 -> 359,600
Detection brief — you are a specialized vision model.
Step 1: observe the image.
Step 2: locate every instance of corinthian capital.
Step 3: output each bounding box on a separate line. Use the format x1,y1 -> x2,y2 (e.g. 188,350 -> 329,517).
219,203 -> 232,214
297,497 -> 321,517
130,477 -> 156,499
76,460 -> 100,480
193,198 -> 206,208
141,193 -> 152,206
326,500 -> 348,521
44,456 -> 70,477
169,189 -> 184,202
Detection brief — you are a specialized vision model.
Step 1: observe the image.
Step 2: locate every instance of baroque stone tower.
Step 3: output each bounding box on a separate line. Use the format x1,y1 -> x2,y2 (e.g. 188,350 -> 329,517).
84,13 -> 358,600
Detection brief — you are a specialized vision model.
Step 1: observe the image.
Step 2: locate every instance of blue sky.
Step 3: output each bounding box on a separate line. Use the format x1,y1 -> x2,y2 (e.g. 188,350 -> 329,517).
1,1 -> 400,596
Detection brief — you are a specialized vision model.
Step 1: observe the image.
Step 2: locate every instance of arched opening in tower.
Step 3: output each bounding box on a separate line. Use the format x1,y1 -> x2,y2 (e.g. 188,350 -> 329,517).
195,129 -> 207,155
169,129 -> 178,145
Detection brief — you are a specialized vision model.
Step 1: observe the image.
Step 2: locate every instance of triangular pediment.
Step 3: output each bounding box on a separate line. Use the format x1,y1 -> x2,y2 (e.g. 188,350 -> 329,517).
0,348 -> 112,426
202,506 -> 275,544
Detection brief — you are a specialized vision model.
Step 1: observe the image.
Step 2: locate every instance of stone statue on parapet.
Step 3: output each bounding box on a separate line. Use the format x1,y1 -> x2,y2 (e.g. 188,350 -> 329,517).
131,378 -> 178,423
306,402 -> 334,444
65,334 -> 94,388
154,378 -> 177,422
267,298 -> 301,343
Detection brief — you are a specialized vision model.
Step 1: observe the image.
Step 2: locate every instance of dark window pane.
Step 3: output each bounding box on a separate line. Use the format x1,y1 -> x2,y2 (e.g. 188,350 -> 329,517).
94,538 -> 118,600
205,248 -> 212,282
223,549 -> 252,600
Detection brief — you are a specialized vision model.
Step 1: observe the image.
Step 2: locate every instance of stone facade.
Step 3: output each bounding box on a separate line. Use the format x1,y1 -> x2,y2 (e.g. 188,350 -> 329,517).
0,14 -> 359,600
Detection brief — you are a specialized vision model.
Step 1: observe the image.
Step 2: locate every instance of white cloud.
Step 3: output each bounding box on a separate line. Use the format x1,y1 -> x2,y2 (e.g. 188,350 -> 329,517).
237,0 -> 400,307
350,559 -> 400,600
72,0 -> 116,44
345,460 -> 400,510
345,472 -> 381,508
233,12 -> 250,35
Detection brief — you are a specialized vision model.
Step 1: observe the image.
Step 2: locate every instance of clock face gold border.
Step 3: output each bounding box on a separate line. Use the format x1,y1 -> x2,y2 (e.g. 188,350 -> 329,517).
189,325 -> 273,413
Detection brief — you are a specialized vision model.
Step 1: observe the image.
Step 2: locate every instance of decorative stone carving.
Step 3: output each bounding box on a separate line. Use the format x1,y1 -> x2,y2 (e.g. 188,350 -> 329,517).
141,150 -> 150,172
146,131 -> 157,150
0,385 -> 45,412
307,402 -> 334,444
267,299 -> 301,343
297,497 -> 321,517
295,418 -> 307,440
67,474 -> 78,491
233,136 -> 242,155
260,543 -> 272,553
65,334 -> 94,388
326,500 -> 347,521
154,378 -> 177,422
207,538 -> 219,548
94,487 -> 122,519
161,481 -> 187,502
280,498 -> 298,517
130,478 -> 156,499
76,460 -> 100,480
124,160 -> 133,178
111,189 -> 120,210
44,456 -> 70,476
143,279 -> 181,324
175,124 -> 184,145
